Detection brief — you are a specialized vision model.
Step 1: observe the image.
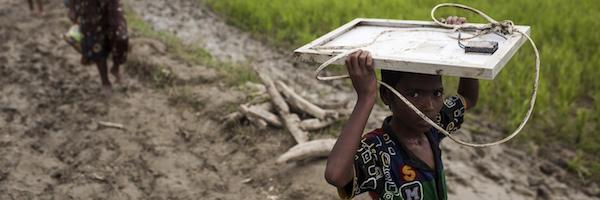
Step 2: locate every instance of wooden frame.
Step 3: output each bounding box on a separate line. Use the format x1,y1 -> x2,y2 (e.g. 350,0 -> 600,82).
294,18 -> 531,80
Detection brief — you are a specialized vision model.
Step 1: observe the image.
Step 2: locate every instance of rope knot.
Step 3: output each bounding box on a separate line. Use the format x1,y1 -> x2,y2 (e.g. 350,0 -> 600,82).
491,20 -> 515,35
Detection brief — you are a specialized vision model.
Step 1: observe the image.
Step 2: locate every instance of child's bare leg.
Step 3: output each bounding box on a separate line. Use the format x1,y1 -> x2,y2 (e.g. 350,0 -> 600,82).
96,60 -> 111,87
27,0 -> 34,11
36,0 -> 44,15
110,63 -> 122,84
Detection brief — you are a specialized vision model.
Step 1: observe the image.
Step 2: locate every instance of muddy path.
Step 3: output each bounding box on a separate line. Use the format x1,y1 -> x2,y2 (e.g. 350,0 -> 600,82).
0,0 -> 598,199
127,0 -> 599,199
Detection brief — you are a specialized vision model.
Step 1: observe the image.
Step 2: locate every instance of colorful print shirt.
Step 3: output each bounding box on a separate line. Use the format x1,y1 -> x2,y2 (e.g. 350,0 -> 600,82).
338,95 -> 466,200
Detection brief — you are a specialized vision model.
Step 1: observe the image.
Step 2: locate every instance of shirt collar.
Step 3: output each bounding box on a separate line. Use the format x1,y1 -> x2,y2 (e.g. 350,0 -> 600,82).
381,116 -> 438,171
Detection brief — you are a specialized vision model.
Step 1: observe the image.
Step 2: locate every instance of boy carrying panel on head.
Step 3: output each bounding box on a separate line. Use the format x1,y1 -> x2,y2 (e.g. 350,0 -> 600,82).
337,86 -> 466,200
325,16 -> 479,200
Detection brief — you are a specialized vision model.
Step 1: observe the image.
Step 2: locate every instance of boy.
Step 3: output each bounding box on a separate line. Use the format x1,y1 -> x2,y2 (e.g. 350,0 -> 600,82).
66,0 -> 129,89
325,17 -> 478,200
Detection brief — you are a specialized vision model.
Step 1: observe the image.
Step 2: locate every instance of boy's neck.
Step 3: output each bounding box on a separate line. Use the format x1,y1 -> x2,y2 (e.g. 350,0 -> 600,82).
390,116 -> 427,141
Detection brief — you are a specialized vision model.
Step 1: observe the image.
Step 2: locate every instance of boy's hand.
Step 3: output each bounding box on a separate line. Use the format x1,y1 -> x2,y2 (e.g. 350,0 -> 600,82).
345,50 -> 376,100
444,16 -> 467,25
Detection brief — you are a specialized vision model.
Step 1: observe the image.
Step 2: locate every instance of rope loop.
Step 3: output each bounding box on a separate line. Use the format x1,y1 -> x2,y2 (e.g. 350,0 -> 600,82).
431,3 -> 515,36
312,3 -> 540,147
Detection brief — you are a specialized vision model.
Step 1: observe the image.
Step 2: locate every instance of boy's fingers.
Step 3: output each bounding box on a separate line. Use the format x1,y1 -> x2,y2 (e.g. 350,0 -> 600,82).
350,50 -> 361,74
359,51 -> 368,71
366,52 -> 374,70
346,54 -> 355,75
347,52 -> 355,64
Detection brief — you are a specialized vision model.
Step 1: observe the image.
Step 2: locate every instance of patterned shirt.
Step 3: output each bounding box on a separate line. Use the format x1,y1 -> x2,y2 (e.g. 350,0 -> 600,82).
338,95 -> 466,200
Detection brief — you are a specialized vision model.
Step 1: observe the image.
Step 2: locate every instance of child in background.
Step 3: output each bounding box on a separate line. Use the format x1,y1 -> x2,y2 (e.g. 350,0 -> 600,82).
65,0 -> 129,89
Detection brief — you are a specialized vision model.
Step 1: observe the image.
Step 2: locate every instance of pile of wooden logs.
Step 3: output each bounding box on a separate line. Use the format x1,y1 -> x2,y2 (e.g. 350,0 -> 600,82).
221,71 -> 350,164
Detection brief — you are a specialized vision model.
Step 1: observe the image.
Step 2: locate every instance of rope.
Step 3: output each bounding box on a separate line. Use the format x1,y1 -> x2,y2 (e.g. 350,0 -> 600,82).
313,3 -> 541,147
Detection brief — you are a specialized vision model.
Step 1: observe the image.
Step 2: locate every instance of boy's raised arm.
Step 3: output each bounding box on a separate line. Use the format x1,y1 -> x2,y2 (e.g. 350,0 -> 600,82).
445,16 -> 480,110
458,77 -> 479,110
325,50 -> 377,187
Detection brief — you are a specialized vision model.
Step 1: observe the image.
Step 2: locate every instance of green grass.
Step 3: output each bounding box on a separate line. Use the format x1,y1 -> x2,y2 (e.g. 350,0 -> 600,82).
205,0 -> 600,179
125,56 -> 175,88
167,86 -> 205,111
125,7 -> 213,65
125,7 -> 257,87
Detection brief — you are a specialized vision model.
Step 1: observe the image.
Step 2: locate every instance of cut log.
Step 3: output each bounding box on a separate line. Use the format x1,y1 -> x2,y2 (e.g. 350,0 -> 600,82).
299,118 -> 337,131
276,138 -> 337,163
246,115 -> 268,129
239,104 -> 282,128
255,72 -> 309,143
315,98 -> 351,109
257,73 -> 289,114
281,114 -> 309,143
253,102 -> 274,112
276,80 -> 337,120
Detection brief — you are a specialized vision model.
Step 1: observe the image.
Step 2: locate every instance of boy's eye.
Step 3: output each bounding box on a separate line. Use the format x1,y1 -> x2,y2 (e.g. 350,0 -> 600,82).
434,91 -> 443,97
410,91 -> 419,98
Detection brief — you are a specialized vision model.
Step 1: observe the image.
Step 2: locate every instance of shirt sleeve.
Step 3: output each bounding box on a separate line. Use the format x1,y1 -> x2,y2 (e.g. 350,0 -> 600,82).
436,95 -> 467,141
338,137 -> 384,199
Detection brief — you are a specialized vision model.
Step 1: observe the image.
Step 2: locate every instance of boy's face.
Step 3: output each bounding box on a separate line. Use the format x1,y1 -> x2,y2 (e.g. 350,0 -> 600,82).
382,74 -> 444,133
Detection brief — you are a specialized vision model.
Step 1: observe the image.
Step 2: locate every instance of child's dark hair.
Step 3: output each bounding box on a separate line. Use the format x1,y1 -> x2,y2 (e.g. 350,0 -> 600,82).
381,69 -> 409,88
380,69 -> 406,101
380,70 -> 442,94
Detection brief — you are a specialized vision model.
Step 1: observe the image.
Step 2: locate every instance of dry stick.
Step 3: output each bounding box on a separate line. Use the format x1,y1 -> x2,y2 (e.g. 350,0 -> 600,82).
315,98 -> 351,110
281,114 -> 308,143
275,80 -> 338,120
276,138 -> 337,163
239,102 -> 272,129
299,118 -> 336,131
253,101 -> 274,112
257,72 -> 308,143
337,107 -> 354,117
221,112 -> 244,125
246,115 -> 268,129
239,104 -> 282,127
97,121 -> 125,130
258,73 -> 289,113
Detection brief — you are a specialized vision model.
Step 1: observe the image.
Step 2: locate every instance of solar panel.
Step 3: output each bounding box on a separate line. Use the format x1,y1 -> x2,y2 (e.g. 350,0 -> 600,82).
294,18 -> 530,80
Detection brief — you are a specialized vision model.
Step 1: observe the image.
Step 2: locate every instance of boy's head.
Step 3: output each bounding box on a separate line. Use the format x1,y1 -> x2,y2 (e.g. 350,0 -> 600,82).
380,70 -> 444,133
